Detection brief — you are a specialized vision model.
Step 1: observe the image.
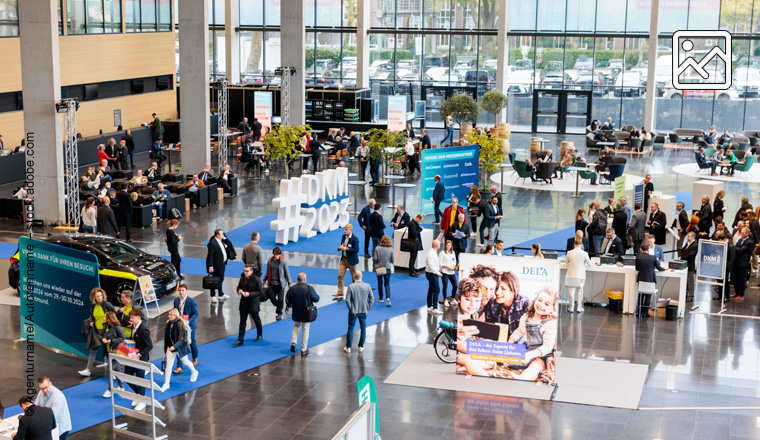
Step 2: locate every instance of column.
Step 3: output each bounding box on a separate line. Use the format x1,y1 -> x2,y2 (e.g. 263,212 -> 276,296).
225,0 -> 240,84
644,0 -> 660,132
356,0 -> 370,89
179,0 -> 211,174
19,0 -> 64,225
495,0 -> 510,123
281,0 -> 306,124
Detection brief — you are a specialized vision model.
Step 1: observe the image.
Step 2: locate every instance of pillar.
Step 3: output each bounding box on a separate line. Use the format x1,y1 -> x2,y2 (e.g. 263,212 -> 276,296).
225,0 -> 240,84
19,0 -> 64,225
495,0 -> 510,123
356,0 -> 370,89
179,0 -> 211,174
644,0 -> 660,132
281,0 -> 306,124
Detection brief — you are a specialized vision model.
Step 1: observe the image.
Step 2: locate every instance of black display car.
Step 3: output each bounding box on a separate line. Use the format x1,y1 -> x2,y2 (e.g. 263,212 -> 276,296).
8,234 -> 180,303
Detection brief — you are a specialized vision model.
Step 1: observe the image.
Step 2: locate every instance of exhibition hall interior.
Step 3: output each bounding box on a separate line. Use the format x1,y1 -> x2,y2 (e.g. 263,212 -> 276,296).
3,0 -> 760,439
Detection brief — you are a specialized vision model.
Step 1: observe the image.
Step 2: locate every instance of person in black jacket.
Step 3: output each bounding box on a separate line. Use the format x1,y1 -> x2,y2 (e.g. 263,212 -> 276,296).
696,195 -> 713,239
114,185 -> 133,243
713,190 -> 726,226
121,129 -> 135,168
600,228 -> 625,257
348,131 -> 361,155
716,232 -> 735,300
125,308 -> 153,410
368,204 -> 386,255
206,229 -> 229,303
732,227 -> 754,300
446,212 -> 471,262
286,273 -> 320,355
308,136 -> 322,173
357,199 -> 375,257
672,202 -> 690,249
391,205 -> 411,229
679,231 -> 699,302
14,396 -> 57,440
647,202 -> 667,245
166,219 -> 182,278
408,214 -> 425,277
612,203 -> 628,248
252,118 -> 262,142
642,174 -> 654,212
635,243 -> 665,318
233,265 -> 263,346
420,130 -> 432,149
97,196 -> 119,236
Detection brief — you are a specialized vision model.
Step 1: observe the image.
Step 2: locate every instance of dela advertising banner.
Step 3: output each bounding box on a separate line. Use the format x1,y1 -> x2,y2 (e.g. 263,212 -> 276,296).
19,237 -> 100,358
420,144 -> 479,214
456,254 -> 560,383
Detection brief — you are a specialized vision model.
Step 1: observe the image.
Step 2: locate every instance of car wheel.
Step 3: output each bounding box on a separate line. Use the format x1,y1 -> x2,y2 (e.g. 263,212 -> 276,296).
112,281 -> 136,303
717,94 -> 730,100
670,94 -> 682,99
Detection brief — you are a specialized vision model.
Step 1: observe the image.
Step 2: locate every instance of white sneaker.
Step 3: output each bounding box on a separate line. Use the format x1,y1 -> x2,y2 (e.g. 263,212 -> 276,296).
450,299 -> 458,305
211,297 -> 218,303
78,369 -> 91,377
102,389 -> 112,398
221,294 -> 230,300
470,232 -> 476,237
134,403 -> 147,412
476,243 -> 484,248
577,304 -> 585,313
358,347 -> 364,353
190,371 -> 199,382
568,302 -> 575,313
343,347 -> 351,353
444,299 -> 450,307
427,307 -> 433,313
432,309 -> 443,316
131,401 -> 138,407
377,298 -> 384,303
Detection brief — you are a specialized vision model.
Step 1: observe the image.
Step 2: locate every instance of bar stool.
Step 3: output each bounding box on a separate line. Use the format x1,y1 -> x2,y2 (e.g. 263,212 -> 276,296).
637,281 -> 657,319
565,276 -> 584,313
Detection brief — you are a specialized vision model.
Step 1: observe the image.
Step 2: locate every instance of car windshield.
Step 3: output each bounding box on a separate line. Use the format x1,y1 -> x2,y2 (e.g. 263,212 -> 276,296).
92,241 -> 143,264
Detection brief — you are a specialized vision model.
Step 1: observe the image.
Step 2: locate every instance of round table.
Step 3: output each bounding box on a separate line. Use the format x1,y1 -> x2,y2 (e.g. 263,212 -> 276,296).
348,181 -> 365,216
383,175 -> 405,208
394,183 -> 416,210
499,163 -> 513,188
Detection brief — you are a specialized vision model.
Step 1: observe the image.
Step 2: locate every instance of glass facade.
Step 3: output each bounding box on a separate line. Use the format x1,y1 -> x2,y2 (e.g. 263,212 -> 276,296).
67,0 -> 122,34
126,0 -> 172,32
0,0 -> 18,37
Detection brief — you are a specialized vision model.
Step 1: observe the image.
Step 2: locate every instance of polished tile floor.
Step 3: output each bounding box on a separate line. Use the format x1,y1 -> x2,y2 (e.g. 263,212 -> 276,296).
2,131 -> 760,439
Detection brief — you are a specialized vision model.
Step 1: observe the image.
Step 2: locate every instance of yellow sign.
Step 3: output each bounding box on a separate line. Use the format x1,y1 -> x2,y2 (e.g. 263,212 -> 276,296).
614,176 -> 626,200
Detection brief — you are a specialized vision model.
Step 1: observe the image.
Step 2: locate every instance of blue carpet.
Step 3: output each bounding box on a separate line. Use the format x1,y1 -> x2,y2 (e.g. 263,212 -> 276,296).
204,214 -> 430,258
0,242 -> 17,257
2,265 -> 431,431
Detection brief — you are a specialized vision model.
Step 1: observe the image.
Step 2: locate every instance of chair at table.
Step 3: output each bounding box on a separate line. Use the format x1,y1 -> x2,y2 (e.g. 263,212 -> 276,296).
694,151 -> 711,173
629,138 -> 642,152
733,154 -> 756,176
578,169 -> 597,185
535,162 -> 556,184
513,160 -> 535,184
602,163 -> 625,185
638,281 -> 658,319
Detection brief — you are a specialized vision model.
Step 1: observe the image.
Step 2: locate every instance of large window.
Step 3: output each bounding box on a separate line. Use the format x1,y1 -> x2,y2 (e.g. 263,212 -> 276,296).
0,0 -> 18,37
68,0 -> 122,34
126,0 -> 171,32
239,31 -> 281,84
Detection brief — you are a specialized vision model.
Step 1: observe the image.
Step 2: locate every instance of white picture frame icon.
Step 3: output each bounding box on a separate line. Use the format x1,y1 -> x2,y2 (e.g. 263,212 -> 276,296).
672,30 -> 732,91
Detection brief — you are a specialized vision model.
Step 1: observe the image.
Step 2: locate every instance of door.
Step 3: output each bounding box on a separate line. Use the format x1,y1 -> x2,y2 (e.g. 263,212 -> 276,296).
531,89 -> 592,134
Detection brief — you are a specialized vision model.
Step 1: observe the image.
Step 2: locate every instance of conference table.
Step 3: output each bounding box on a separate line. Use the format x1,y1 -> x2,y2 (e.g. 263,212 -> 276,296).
559,257 -> 687,318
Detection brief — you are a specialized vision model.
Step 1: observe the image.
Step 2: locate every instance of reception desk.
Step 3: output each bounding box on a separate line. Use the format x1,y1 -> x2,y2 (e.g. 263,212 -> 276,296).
392,227 -> 433,271
560,258 -> 688,318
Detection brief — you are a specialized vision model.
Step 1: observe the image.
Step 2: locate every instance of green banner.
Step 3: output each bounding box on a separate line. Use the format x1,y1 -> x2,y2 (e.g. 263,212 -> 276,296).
356,376 -> 379,435
20,237 -> 100,358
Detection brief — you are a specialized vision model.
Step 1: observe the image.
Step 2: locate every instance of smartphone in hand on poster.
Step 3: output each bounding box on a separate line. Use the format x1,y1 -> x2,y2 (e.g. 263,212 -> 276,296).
462,319 -> 507,341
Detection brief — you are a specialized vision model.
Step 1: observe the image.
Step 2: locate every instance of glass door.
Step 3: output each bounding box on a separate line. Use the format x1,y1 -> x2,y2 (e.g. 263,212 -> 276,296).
562,90 -> 592,134
532,89 -> 561,133
532,89 -> 592,134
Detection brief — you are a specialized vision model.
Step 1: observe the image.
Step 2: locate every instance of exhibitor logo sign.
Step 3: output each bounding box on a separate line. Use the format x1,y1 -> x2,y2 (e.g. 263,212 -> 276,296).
672,30 -> 732,90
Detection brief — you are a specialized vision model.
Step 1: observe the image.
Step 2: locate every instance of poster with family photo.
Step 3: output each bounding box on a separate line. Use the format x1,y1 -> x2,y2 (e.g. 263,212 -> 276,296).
456,254 -> 561,383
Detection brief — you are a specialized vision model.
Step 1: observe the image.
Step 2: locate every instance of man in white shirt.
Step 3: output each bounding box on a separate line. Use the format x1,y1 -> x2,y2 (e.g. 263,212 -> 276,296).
405,140 -> 419,175
565,239 -> 592,312
36,376 -> 72,440
425,240 -> 442,315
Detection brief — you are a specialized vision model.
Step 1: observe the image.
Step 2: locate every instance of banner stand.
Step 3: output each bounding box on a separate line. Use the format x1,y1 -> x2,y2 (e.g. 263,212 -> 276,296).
696,240 -> 728,314
134,275 -> 161,318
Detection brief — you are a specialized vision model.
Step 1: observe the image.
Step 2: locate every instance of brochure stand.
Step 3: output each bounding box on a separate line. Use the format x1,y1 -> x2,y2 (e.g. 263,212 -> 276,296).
133,275 -> 161,318
109,353 -> 167,440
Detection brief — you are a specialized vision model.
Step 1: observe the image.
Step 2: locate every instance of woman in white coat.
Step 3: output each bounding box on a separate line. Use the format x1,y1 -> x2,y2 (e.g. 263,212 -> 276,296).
565,238 -> 593,312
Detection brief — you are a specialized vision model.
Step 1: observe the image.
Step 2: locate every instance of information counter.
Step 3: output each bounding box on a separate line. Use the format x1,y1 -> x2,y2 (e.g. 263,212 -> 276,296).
560,258 -> 688,318
0,413 -> 58,440
392,227 -> 433,271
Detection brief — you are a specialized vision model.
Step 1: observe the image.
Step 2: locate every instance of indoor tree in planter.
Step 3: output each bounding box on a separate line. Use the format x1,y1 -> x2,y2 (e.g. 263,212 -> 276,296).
480,90 -> 509,128
364,128 -> 406,198
263,123 -> 312,179
466,131 -> 505,190
439,94 -> 480,140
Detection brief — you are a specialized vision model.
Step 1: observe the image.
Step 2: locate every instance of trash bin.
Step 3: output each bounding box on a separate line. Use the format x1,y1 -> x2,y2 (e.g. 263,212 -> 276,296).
665,304 -> 678,321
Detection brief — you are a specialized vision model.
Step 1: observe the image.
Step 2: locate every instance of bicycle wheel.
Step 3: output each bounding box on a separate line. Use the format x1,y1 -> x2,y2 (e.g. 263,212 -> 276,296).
434,331 -> 457,363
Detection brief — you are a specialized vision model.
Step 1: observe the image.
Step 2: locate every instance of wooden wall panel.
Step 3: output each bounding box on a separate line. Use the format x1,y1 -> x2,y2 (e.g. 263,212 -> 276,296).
0,39 -> 22,93
74,90 -> 178,137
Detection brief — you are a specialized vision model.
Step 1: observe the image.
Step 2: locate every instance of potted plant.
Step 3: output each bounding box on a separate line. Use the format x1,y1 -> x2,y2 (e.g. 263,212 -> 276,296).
466,131 -> 505,190
440,94 -> 480,141
480,90 -> 509,128
365,128 -> 405,199
263,123 -> 311,179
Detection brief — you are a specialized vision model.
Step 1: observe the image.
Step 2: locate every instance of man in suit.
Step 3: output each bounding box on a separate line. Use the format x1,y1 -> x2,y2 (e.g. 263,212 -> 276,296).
492,239 -> 507,256
233,265 -> 263,346
368,204 -> 386,255
35,377 -> 71,440
642,174 -> 654,213
696,195 -> 713,239
716,232 -> 735,300
647,202 -> 667,245
447,212 -> 471,262
252,118 -> 262,141
348,131 -> 361,155
732,227 -> 754,301
566,230 -> 590,253
646,234 -> 664,263
629,203 -> 647,254
343,271 -> 375,353
432,175 -> 445,224
125,308 -> 153,411
13,396 -> 57,440
732,196 -> 753,228
326,130 -> 337,144
672,201 -> 690,249
173,284 -> 199,367
237,117 -> 251,135
114,185 -> 133,243
679,231 -> 699,302
391,205 -> 410,229
420,130 -> 432,149
207,229 -> 230,303
405,123 -> 416,139
337,224 -> 360,297
97,197 -> 119,236
566,238 -> 593,312
482,195 -> 503,245
600,228 -> 624,258
357,199 -> 375,257
635,243 -> 666,318
199,163 -> 214,184
121,129 -> 135,168
589,200 -> 607,255
408,214 -> 425,277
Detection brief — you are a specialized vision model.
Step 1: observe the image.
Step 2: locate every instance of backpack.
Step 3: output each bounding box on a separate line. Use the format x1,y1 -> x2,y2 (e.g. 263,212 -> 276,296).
169,208 -> 182,220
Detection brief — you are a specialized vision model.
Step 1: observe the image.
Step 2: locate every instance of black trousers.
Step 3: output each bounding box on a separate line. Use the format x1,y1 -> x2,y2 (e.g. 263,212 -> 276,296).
117,214 -> 131,241
238,308 -> 262,340
270,284 -> 284,314
733,265 -> 748,297
124,366 -> 145,396
170,250 -> 181,275
633,240 -> 643,255
210,263 -> 226,297
310,155 -> 320,172
409,249 -> 418,274
426,272 -> 440,309
360,160 -> 368,181
363,230 -> 371,254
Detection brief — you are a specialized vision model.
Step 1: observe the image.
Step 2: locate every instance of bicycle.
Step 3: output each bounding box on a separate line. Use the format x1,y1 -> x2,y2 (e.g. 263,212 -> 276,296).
434,320 -> 458,363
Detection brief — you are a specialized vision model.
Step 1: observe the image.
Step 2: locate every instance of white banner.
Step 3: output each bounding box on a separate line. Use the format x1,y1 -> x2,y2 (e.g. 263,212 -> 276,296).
254,91 -> 272,133
387,96 -> 406,132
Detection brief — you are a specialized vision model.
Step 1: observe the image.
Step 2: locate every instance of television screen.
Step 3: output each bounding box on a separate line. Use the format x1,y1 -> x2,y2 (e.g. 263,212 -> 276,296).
84,84 -> 98,101
131,79 -> 144,94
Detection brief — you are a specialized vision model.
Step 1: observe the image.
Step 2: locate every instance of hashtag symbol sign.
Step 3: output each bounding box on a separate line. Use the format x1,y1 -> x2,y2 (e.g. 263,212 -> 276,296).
270,177 -> 307,244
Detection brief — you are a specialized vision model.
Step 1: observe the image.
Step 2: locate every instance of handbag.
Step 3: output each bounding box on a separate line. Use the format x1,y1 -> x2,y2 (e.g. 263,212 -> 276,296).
202,275 -> 221,290
305,284 -> 318,322
376,267 -> 387,276
400,229 -> 416,252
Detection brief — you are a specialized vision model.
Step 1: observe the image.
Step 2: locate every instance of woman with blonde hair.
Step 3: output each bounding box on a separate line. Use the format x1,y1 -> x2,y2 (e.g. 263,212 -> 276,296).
160,308 -> 198,391
372,235 -> 394,306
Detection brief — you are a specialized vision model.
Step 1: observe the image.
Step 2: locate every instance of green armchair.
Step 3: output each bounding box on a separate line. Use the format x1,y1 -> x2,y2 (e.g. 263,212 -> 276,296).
579,169 -> 597,185
733,154 -> 756,176
513,160 -> 535,184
